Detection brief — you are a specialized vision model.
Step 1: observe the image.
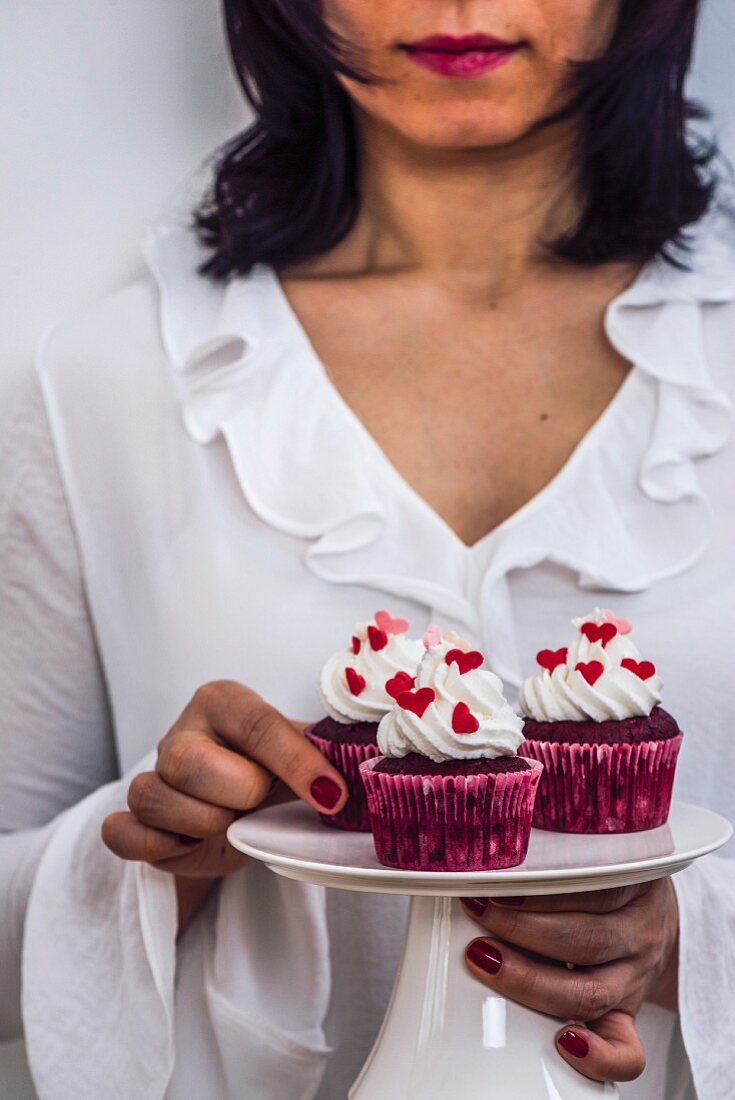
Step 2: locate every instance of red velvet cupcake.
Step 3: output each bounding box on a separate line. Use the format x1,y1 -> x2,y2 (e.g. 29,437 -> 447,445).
518,609 -> 683,833
361,631 -> 542,870
304,610 -> 423,831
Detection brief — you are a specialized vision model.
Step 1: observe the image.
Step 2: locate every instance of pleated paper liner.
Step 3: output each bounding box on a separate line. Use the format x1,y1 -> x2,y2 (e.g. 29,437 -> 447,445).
360,756 -> 543,871
304,725 -> 381,831
518,733 -> 683,833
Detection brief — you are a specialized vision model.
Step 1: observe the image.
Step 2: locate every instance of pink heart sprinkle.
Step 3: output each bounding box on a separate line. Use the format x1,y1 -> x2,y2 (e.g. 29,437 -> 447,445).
602,609 -> 632,635
423,624 -> 442,649
375,610 -> 409,635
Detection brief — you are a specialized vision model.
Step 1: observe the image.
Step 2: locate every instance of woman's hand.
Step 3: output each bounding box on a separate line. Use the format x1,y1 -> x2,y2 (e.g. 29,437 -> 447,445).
101,681 -> 348,930
461,880 -> 679,1084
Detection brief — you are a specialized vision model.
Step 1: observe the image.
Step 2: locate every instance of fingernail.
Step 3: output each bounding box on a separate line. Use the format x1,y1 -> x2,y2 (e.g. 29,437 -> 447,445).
558,1030 -> 590,1059
466,940 -> 502,975
177,834 -> 201,846
490,896 -> 525,907
310,776 -> 342,810
460,897 -> 487,918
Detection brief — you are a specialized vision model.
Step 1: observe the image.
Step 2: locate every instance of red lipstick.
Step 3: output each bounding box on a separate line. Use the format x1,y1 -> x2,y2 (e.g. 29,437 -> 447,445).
401,34 -> 521,79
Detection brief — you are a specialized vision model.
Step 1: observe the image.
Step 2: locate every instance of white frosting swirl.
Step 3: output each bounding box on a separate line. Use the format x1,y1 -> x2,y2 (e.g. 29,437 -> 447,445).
519,609 -> 663,722
318,619 -> 423,724
377,639 -> 524,762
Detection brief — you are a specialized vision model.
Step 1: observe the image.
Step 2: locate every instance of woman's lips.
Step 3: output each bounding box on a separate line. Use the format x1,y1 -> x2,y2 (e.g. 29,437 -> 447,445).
401,34 -> 521,79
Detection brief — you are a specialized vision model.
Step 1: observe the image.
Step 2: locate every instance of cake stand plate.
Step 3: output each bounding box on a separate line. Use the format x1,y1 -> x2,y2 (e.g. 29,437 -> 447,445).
228,802 -> 731,1100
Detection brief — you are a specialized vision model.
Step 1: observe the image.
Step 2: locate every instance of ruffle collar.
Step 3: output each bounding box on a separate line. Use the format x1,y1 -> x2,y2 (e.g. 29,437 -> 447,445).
143,213 -> 735,679
143,224 -> 476,626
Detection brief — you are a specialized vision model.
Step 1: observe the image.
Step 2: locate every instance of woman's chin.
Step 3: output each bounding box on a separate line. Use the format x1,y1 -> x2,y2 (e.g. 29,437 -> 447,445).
386,115 -> 543,155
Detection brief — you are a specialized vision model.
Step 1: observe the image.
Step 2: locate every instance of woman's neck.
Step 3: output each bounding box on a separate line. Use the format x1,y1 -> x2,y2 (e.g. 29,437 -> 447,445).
316,110 -> 583,299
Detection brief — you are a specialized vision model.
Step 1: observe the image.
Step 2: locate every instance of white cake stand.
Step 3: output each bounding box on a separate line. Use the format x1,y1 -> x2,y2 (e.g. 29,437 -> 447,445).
228,801 -> 731,1100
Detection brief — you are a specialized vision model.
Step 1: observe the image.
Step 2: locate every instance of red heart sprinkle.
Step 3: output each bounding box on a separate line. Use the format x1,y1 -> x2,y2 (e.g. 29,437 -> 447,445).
385,671 -> 415,700
452,702 -> 479,734
368,626 -> 388,651
445,649 -> 484,675
575,660 -> 604,686
580,622 -> 618,647
621,658 -> 656,681
374,610 -> 409,635
397,687 -> 435,718
537,647 -> 568,672
351,636 -> 361,655
345,667 -> 366,696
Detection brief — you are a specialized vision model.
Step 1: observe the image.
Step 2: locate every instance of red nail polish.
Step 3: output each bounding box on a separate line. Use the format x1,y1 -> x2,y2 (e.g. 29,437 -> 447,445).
310,776 -> 342,810
461,897 -> 487,918
467,940 -> 502,975
490,896 -> 525,907
558,1030 -> 590,1059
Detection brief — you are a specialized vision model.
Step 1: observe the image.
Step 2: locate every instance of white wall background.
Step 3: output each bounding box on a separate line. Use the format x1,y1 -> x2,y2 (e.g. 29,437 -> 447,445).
1,2 -> 734,1097
0,0 -> 247,423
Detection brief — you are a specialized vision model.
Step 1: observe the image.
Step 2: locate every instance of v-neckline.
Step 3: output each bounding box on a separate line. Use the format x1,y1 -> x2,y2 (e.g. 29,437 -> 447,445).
262,263 -> 642,558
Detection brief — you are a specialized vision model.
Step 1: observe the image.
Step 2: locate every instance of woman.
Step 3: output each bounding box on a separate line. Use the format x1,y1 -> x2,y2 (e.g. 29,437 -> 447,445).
1,1 -> 734,1097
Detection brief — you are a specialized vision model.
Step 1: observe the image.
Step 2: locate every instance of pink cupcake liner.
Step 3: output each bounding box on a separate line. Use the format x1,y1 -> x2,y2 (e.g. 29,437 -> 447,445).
359,756 -> 543,871
304,725 -> 381,831
518,733 -> 683,833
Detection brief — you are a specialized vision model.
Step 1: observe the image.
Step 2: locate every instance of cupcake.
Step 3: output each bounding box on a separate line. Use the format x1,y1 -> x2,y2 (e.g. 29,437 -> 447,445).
304,610 -> 423,830
360,630 -> 542,870
518,608 -> 683,833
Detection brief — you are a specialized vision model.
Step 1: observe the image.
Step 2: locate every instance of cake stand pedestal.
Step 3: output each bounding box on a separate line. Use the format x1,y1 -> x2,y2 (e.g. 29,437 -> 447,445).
228,801 -> 731,1100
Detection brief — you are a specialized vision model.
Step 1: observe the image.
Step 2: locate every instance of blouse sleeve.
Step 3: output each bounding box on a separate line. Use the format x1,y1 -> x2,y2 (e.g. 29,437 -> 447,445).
3,363 -> 328,1100
0,367 -> 119,1039
673,854 -> 735,1099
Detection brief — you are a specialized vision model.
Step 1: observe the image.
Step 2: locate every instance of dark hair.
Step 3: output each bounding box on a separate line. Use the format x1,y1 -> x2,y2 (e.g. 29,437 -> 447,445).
194,0 -> 716,277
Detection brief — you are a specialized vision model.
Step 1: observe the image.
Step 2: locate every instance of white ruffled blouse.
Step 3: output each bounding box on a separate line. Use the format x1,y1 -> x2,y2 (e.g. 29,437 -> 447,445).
2,212 -> 735,1100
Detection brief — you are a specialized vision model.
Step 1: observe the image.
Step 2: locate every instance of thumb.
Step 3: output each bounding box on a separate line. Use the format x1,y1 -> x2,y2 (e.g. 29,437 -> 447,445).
556,1009 -> 646,1083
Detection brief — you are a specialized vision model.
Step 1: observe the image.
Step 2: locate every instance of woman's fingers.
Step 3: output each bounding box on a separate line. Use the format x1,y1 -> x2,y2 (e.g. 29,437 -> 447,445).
101,811 -> 251,877
461,886 -> 668,1085
480,884 -> 650,915
159,681 -> 348,814
556,1010 -> 646,1083
127,771 -> 239,837
156,734 -> 275,810
461,900 -> 635,966
101,811 -> 202,863
108,683 -> 348,882
465,936 -> 638,1021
